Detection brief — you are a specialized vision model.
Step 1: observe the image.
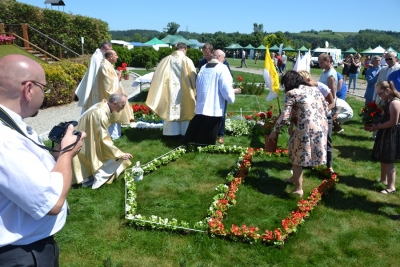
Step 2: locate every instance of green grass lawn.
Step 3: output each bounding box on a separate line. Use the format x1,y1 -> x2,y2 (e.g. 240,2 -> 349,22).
57,88 -> 400,266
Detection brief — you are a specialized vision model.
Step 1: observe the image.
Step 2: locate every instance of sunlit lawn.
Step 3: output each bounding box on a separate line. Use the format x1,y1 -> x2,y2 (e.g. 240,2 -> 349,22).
57,89 -> 400,266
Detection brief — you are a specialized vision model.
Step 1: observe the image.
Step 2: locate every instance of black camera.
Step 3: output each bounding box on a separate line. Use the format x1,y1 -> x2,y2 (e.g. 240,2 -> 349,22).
48,121 -> 81,143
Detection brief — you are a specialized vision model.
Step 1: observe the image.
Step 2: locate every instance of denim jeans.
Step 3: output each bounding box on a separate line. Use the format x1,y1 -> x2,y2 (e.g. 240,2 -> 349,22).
348,72 -> 359,90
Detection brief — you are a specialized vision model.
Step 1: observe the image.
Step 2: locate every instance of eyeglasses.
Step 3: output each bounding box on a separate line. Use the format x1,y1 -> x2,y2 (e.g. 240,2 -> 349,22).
386,57 -> 393,61
22,80 -> 52,94
377,91 -> 384,96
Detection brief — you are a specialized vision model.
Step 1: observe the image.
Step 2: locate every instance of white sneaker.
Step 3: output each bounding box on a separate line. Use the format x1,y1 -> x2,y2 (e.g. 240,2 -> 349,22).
337,129 -> 344,133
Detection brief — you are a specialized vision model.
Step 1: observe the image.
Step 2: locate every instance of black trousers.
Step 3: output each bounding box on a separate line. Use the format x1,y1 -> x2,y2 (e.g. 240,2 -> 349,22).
0,236 -> 59,267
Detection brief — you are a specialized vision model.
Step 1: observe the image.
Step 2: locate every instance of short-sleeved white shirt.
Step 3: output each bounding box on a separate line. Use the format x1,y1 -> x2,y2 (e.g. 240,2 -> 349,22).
0,105 -> 66,247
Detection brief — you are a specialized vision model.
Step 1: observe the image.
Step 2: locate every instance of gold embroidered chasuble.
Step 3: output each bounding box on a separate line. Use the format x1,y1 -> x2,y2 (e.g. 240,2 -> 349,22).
83,59 -> 134,124
72,100 -> 131,184
146,50 -> 197,121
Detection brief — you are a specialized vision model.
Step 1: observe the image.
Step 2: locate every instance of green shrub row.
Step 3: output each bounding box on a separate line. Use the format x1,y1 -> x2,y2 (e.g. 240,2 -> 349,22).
0,0 -> 111,58
40,60 -> 86,108
114,46 -> 203,70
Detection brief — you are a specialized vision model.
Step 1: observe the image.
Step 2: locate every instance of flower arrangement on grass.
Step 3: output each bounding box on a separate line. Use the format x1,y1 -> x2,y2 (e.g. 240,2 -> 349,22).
124,145 -> 339,247
359,101 -> 382,125
245,105 -> 280,135
131,103 -> 162,123
225,113 -> 256,136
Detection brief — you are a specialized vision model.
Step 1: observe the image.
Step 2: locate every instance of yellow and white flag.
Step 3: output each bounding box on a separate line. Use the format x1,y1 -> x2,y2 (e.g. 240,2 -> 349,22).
264,47 -> 280,101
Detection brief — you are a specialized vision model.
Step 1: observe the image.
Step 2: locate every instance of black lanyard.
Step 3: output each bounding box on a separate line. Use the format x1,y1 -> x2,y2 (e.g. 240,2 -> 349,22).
0,107 -> 79,152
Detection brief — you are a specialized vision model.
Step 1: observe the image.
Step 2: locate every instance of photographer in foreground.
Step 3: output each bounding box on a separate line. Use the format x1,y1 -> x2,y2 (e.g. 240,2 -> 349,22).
0,54 -> 86,265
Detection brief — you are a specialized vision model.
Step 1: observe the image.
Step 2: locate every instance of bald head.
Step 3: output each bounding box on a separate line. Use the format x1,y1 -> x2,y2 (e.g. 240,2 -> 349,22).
213,49 -> 225,63
0,54 -> 46,118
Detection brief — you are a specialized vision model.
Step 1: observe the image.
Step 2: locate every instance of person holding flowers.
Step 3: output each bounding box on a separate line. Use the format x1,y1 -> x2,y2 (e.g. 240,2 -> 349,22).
268,71 -> 329,197
367,81 -> 400,194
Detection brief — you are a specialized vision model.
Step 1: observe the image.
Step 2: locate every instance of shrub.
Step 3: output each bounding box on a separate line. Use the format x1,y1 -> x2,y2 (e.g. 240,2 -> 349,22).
40,61 -> 86,108
114,46 -> 133,66
186,48 -> 203,66
234,79 -> 265,95
131,47 -> 158,68
157,47 -> 174,61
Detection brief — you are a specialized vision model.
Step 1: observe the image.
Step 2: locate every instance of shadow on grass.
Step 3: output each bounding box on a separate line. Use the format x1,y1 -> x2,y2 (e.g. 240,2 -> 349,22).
123,128 -> 184,149
336,174 -> 377,190
245,160 -> 293,198
334,145 -> 372,161
333,132 -> 373,143
323,188 -> 400,218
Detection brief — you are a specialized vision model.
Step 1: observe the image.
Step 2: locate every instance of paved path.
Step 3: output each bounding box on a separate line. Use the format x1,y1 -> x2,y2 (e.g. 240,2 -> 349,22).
26,66 -> 367,140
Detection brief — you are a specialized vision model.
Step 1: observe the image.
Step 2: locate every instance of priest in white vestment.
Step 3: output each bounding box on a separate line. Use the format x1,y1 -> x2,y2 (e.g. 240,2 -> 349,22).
146,42 -> 197,136
84,50 -> 134,140
75,41 -> 112,113
72,93 -> 133,189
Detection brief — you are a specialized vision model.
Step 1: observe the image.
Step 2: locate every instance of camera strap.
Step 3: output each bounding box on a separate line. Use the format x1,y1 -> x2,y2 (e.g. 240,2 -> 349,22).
0,107 -> 79,153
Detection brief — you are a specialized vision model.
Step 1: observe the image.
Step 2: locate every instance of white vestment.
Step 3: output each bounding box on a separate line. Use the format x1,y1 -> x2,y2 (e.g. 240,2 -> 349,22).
75,48 -> 104,111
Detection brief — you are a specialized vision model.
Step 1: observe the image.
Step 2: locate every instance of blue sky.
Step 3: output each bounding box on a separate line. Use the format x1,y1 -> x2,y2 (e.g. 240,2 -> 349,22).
17,0 -> 400,34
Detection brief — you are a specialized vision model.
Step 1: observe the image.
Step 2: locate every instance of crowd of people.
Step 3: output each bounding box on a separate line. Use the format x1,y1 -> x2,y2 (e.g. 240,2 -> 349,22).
268,51 -> 400,198
2,40 -> 400,264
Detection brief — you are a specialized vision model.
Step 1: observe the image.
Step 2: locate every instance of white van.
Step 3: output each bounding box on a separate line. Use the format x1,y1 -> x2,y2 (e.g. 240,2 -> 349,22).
310,48 -> 342,68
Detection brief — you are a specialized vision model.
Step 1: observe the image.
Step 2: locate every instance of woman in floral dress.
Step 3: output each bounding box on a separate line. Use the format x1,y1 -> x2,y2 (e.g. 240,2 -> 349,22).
268,71 -> 329,197
367,81 -> 400,194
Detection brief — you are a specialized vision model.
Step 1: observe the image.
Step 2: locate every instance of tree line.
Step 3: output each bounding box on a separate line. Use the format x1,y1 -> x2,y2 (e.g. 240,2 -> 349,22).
110,23 -> 400,53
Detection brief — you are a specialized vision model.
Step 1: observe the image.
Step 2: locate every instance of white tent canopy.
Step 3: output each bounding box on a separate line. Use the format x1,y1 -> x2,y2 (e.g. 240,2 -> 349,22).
111,40 -> 134,50
363,45 -> 386,55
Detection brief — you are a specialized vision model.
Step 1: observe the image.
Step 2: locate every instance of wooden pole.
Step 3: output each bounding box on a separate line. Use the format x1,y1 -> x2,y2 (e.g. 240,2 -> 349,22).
21,23 -> 29,48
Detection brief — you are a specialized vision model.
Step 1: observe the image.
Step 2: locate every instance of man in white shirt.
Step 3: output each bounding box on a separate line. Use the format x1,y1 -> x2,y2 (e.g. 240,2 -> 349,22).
183,50 -> 241,145
0,55 -> 86,265
240,49 -> 248,68
373,51 -> 400,103
332,98 -> 354,133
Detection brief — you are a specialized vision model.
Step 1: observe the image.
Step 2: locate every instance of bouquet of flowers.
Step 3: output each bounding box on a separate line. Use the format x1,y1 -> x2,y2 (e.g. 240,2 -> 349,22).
359,102 -> 383,125
247,105 -> 279,135
117,62 -> 129,76
234,76 -> 243,89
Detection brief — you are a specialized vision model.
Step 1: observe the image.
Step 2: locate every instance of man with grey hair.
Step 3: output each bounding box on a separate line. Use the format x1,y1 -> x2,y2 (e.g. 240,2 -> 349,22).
183,49 -> 240,145
75,41 -> 112,112
198,44 -> 233,144
373,51 -> 400,103
364,56 -> 382,104
72,92 -> 133,189
370,51 -> 400,139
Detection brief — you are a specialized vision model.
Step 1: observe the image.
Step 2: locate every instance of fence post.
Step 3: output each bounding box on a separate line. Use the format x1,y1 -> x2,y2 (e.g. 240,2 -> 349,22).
21,23 -> 29,48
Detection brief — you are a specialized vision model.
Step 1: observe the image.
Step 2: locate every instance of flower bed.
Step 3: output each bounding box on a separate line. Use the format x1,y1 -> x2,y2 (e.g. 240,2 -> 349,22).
124,145 -> 338,247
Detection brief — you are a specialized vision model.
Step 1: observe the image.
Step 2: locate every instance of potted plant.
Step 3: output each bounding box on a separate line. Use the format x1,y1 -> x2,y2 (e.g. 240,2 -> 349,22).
359,101 -> 382,130
117,62 -> 130,80
249,105 -> 280,152
131,161 -> 144,181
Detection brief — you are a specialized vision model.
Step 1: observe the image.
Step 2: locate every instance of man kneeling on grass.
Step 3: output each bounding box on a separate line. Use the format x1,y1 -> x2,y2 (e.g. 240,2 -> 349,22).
72,92 -> 133,189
